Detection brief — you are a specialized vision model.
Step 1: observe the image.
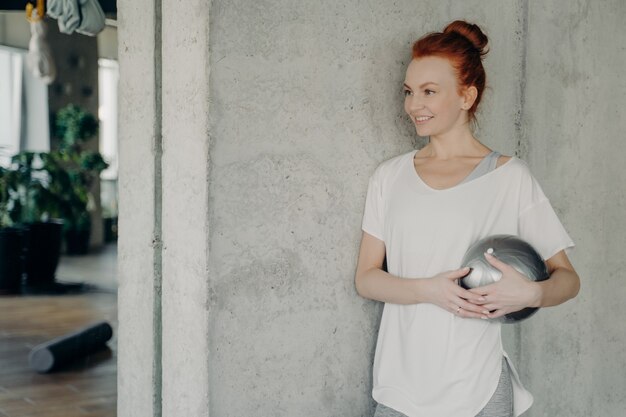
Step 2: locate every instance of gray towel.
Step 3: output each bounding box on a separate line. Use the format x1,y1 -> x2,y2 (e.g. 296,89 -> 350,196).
47,0 -> 105,36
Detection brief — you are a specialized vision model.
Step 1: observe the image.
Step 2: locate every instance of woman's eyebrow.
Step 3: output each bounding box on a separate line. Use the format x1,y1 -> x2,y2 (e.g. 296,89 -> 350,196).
403,82 -> 439,89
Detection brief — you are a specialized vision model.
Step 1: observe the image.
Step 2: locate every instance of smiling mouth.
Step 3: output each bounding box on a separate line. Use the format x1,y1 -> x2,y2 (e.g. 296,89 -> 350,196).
414,116 -> 433,124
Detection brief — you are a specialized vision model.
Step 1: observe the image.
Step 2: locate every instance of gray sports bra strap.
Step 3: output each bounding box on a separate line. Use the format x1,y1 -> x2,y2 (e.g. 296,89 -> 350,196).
458,151 -> 502,185
486,151 -> 502,171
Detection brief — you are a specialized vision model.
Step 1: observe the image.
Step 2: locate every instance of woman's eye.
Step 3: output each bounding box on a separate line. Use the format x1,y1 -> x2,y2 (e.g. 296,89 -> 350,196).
403,89 -> 412,97
425,89 -> 435,95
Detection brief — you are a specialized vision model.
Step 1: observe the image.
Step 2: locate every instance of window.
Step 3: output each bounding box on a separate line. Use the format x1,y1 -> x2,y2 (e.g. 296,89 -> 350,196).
0,45 -> 50,167
98,58 -> 119,219
0,48 -> 23,166
98,58 -> 118,180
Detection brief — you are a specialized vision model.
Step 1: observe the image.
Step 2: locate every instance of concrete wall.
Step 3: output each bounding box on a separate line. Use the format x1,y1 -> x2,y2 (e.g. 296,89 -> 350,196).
97,25 -> 118,61
206,2 -> 526,416
118,0 -> 624,416
117,0 -> 161,414
520,1 -> 626,415
0,12 -> 31,48
118,0 -> 212,415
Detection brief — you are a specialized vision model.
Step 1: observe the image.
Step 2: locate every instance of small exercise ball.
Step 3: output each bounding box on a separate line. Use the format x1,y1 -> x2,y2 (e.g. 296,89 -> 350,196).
460,234 -> 549,323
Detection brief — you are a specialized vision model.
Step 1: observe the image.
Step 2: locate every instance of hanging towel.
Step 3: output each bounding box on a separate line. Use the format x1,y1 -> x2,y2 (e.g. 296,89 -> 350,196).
47,0 -> 105,36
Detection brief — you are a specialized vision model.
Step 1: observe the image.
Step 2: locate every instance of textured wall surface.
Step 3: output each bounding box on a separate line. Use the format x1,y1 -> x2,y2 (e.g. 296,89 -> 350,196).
161,0 -> 211,414
207,1 -> 526,416
117,0 -> 161,415
0,12 -> 31,48
520,1 -> 626,416
117,0 -> 624,416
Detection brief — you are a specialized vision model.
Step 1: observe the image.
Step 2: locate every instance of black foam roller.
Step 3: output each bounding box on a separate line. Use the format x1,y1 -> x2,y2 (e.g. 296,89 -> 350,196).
29,321 -> 113,373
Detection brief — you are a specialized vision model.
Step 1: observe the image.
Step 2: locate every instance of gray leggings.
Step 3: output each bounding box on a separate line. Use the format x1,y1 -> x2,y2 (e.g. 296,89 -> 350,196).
373,357 -> 513,417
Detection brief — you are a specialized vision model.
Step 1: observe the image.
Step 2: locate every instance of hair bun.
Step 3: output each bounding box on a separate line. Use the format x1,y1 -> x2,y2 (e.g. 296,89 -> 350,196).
443,20 -> 489,56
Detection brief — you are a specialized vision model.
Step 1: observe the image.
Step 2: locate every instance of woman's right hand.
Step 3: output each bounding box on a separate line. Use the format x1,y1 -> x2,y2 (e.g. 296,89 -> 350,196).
424,267 -> 490,319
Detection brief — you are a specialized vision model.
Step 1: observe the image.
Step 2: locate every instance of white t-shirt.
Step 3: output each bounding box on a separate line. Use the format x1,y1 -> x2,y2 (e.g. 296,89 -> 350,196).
361,149 -> 575,417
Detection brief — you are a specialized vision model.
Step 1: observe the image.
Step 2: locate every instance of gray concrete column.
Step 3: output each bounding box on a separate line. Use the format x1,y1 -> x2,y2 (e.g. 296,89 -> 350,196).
521,1 -> 626,415
160,0 -> 211,415
118,0 -> 211,415
117,0 -> 162,415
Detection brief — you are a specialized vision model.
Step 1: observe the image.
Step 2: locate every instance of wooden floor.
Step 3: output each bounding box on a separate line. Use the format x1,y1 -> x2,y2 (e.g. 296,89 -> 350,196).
0,293 -> 117,417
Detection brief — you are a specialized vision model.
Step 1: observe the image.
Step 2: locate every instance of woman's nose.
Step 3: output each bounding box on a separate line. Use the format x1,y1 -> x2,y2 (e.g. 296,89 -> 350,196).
408,94 -> 425,111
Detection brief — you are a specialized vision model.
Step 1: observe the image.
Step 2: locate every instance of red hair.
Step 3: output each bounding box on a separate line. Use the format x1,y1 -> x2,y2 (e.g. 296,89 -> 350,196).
411,20 -> 489,125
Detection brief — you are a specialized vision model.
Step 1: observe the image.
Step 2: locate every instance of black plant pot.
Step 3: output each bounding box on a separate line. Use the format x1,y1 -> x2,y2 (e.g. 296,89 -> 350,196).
23,220 -> 64,286
0,227 -> 24,294
103,217 -> 117,243
64,229 -> 90,255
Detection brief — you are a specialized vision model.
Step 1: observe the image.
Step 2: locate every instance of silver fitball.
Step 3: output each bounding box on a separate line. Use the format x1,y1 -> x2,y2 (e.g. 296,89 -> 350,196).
460,234 -> 549,323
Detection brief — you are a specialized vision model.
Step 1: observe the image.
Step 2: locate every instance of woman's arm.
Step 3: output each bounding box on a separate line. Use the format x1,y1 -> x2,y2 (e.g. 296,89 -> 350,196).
533,249 -> 580,307
467,249 -> 580,318
355,231 -> 489,318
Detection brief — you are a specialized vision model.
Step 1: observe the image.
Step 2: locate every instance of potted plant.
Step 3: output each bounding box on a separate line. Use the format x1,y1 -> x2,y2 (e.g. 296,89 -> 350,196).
0,103 -> 108,292
4,152 -> 64,288
49,104 -> 108,254
0,166 -> 24,294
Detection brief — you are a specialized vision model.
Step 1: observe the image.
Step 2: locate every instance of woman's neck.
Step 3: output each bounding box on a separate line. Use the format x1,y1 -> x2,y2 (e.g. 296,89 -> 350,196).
422,126 -> 489,160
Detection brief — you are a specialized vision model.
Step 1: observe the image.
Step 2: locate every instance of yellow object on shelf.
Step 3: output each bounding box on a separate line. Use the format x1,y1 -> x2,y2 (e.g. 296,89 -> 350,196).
26,0 -> 46,23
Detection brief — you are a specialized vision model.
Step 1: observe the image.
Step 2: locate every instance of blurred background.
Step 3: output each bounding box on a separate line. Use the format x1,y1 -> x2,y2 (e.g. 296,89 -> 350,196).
0,1 -> 118,416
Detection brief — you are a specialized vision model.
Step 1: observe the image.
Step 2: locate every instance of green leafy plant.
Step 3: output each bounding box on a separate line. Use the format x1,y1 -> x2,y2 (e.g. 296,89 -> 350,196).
0,166 -> 14,228
0,152 -> 49,227
54,104 -> 99,151
47,104 -> 109,232
0,104 -> 108,236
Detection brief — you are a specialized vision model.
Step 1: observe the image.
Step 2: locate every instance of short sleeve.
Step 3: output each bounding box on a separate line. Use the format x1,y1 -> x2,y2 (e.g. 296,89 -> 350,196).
361,170 -> 385,242
517,168 -> 575,261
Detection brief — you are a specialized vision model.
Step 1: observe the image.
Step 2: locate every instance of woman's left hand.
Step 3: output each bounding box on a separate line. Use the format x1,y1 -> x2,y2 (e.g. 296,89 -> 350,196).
466,252 -> 543,320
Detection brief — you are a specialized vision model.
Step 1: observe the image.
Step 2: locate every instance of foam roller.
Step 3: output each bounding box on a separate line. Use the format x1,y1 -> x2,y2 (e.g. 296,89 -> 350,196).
29,321 -> 113,373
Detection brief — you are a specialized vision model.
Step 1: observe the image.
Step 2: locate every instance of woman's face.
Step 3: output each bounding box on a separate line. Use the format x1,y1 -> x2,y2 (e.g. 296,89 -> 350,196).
403,56 -> 471,137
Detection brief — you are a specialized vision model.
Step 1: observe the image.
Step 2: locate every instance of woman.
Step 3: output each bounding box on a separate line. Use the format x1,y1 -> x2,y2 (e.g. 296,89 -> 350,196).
355,20 -> 580,417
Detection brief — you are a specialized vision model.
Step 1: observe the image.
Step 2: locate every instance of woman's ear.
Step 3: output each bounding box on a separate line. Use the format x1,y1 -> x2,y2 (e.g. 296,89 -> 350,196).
461,86 -> 478,110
